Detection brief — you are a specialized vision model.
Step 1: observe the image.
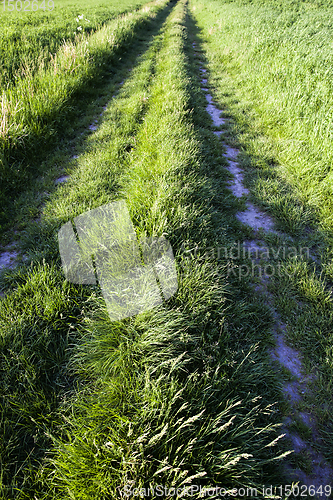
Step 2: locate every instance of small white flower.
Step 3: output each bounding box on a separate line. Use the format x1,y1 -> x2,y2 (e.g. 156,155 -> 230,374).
78,14 -> 83,19
77,26 -> 82,31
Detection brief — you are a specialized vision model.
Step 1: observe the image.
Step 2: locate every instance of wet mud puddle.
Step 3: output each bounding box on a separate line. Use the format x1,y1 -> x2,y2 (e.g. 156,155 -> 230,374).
0,78 -> 127,280
192,40 -> 333,490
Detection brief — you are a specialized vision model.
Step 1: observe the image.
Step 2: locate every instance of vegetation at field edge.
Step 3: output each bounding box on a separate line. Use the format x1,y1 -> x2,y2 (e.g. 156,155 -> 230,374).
0,0 -> 167,232
0,0 -> 290,497
0,0 -> 148,90
190,0 -> 333,481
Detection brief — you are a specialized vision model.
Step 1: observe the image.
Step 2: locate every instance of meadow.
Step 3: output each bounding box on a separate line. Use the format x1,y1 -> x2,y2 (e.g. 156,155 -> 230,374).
0,0 -> 149,89
0,0 -> 161,229
191,0 -> 333,476
1,0 -> 333,496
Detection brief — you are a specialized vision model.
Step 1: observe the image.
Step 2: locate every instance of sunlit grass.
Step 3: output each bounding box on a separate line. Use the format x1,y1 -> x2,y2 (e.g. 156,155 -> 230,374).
190,0 -> 333,475
0,0 -> 149,89
0,0 -> 289,496
0,0 -> 166,228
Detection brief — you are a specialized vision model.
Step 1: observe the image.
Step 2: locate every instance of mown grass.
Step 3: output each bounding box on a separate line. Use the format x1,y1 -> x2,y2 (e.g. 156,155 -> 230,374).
190,0 -> 333,479
0,0 -> 291,497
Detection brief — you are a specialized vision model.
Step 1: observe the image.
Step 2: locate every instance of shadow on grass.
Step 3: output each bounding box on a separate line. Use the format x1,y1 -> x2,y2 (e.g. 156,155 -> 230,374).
185,4 -> 333,484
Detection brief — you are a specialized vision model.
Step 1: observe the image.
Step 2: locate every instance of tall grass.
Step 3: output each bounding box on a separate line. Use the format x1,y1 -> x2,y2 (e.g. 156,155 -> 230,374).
0,2 -> 173,496
38,0 -> 287,496
0,0 -> 167,215
190,0 -> 333,232
190,0 -> 333,477
0,0 -> 290,497
0,0 -> 149,89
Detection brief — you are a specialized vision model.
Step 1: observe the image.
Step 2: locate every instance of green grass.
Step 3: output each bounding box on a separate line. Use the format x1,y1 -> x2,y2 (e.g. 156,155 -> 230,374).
0,0 -> 168,233
0,0 -> 291,497
190,0 -> 333,477
0,0 -> 150,89
5,0 -> 333,493
190,0 -> 333,232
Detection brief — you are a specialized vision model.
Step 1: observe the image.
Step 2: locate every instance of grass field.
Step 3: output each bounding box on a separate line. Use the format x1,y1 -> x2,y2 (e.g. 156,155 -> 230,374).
190,0 -> 333,483
1,0 -> 333,497
0,0 -> 151,89
0,0 -> 164,230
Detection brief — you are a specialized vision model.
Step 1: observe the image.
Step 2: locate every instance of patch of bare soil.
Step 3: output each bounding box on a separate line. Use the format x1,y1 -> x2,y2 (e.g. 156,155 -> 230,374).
0,247 -> 18,271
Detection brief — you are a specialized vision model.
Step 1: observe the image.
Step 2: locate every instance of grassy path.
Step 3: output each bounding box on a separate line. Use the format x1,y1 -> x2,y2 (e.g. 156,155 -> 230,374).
41,0 -> 288,494
1,0 -> 333,497
0,1 -> 173,495
189,0 -> 333,493
1,0 -> 291,497
0,0 -> 168,234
